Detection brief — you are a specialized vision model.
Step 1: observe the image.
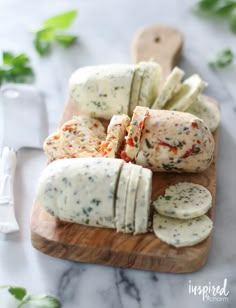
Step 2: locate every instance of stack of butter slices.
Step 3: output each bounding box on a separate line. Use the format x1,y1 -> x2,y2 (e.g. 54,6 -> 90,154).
36,157 -> 152,234
153,182 -> 213,247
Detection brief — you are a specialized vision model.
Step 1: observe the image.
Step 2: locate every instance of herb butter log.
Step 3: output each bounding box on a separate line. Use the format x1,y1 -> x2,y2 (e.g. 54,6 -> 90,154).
36,158 -> 124,228
69,62 -> 162,120
123,107 -> 215,172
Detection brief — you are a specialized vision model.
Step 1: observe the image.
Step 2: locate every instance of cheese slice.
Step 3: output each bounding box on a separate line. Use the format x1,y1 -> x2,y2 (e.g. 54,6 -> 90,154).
100,114 -> 130,158
36,157 -> 124,229
134,167 -> 152,234
69,64 -> 136,120
164,74 -> 207,111
124,164 -> 142,233
137,62 -> 162,107
153,213 -> 213,247
153,182 -> 212,219
115,163 -> 133,232
151,67 -> 185,109
186,94 -> 220,133
129,66 -> 145,115
124,106 -> 150,161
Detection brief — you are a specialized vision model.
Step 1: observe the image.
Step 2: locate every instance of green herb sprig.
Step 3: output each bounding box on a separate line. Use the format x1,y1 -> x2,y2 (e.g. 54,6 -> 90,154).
0,285 -> 61,308
194,0 -> 236,33
209,48 -> 234,68
0,51 -> 34,85
33,10 -> 78,56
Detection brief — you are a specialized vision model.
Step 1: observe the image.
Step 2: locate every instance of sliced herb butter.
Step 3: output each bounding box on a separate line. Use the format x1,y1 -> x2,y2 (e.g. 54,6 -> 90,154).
151,67 -> 184,110
186,94 -> 220,133
154,182 -> 212,219
153,213 -> 213,247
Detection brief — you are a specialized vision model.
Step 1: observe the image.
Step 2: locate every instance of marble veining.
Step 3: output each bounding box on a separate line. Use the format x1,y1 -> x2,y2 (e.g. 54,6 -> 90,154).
0,0 -> 236,307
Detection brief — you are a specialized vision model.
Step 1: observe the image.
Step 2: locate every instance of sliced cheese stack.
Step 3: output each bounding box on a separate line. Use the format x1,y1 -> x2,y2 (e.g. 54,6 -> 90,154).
69,62 -> 161,120
123,106 -> 215,172
153,182 -> 213,247
36,157 -> 152,234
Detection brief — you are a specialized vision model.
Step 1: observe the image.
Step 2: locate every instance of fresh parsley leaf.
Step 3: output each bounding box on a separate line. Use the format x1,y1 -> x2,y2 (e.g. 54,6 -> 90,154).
209,48 -> 234,68
33,10 -> 78,56
18,295 -> 61,308
8,287 -> 27,301
55,34 -> 77,47
195,0 -> 219,12
43,10 -> 77,30
229,11 -> 236,32
34,36 -> 52,56
0,51 -> 34,85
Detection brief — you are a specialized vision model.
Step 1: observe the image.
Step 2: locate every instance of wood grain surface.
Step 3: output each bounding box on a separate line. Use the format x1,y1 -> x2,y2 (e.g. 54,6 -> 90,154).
30,25 -> 219,272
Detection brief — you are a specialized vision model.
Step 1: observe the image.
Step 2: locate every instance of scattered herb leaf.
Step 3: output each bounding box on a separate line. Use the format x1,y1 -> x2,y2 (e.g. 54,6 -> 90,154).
8,287 -> 27,301
33,10 -> 78,56
209,48 -> 234,68
145,138 -> 152,149
0,285 -> 61,308
43,10 -> 77,30
0,51 -> 34,85
194,0 -> 236,33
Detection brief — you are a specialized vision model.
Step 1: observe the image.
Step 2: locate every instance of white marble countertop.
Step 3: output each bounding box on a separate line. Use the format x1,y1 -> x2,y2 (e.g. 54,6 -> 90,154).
0,0 -> 236,307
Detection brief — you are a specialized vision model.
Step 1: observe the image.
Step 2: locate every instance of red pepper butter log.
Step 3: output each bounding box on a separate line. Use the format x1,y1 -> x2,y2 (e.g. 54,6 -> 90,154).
124,107 -> 215,173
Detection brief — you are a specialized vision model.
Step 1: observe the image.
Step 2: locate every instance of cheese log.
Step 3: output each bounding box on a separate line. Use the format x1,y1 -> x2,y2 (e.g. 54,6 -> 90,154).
124,164 -> 142,233
135,108 -> 215,172
100,114 -> 130,158
69,65 -> 136,119
186,94 -> 220,133
44,116 -> 106,161
151,67 -> 185,109
153,213 -> 213,248
129,66 -> 145,115
153,182 -> 212,219
122,106 -> 150,162
134,167 -> 152,234
164,75 -> 207,111
36,157 -> 124,228
138,62 -> 162,108
115,163 -> 133,232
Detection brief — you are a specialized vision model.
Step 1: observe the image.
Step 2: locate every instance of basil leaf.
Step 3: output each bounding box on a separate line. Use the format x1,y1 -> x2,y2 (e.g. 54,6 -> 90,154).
229,11 -> 236,32
209,48 -> 234,68
55,34 -> 77,47
8,287 -> 27,301
25,294 -> 61,308
43,10 -> 77,30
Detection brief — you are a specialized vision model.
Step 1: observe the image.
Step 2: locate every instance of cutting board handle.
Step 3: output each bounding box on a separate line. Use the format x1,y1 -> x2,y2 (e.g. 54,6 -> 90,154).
132,24 -> 184,80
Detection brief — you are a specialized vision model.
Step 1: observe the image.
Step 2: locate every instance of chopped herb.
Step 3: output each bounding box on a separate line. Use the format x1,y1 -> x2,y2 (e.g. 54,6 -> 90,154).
145,138 -> 152,149
164,196 -> 172,200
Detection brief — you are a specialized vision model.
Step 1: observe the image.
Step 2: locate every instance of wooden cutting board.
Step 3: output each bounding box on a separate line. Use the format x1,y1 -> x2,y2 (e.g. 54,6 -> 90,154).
30,25 -> 219,272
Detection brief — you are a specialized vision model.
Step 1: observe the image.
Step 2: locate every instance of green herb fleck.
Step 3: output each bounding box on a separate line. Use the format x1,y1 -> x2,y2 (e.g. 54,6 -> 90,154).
164,195 -> 172,200
145,138 -> 152,149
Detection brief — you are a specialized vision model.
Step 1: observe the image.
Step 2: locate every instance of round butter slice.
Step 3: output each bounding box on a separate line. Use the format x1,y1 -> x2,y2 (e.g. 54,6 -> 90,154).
154,182 -> 212,219
153,213 -> 213,248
